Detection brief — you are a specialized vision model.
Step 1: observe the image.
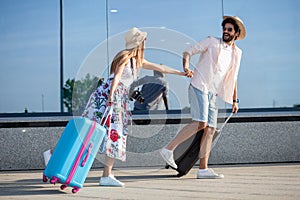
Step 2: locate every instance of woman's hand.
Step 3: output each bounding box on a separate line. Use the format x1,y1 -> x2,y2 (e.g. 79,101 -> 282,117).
106,101 -> 113,107
106,96 -> 114,106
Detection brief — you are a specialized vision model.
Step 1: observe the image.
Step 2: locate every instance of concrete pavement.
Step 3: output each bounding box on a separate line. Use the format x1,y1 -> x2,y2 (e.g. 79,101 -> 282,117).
0,163 -> 300,200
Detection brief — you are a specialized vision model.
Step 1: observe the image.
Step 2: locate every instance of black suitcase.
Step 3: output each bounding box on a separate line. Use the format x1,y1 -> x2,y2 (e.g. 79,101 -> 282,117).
165,113 -> 233,177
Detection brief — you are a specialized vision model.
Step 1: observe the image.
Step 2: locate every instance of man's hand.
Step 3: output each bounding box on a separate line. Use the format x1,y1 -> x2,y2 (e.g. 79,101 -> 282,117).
232,102 -> 239,113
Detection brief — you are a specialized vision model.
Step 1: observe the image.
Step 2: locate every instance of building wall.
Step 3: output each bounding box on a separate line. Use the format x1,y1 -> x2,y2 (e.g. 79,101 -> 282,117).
1,113 -> 299,170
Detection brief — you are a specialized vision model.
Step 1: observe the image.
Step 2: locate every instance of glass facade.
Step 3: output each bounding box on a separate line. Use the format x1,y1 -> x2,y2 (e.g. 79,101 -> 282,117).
0,0 -> 299,113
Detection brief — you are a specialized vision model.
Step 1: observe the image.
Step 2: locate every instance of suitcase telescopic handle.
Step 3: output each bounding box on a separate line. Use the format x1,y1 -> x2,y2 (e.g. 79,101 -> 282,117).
211,112 -> 234,149
100,106 -> 112,126
81,143 -> 93,167
219,112 -> 234,132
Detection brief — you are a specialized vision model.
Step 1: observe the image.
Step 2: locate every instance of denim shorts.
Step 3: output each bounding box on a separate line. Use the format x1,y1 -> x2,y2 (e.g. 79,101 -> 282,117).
188,84 -> 218,128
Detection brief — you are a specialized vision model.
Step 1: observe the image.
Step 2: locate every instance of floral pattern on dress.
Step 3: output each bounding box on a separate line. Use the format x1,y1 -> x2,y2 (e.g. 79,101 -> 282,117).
82,77 -> 131,161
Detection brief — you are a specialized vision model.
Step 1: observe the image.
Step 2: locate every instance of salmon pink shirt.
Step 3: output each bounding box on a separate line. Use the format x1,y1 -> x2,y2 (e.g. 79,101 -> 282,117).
185,36 -> 242,104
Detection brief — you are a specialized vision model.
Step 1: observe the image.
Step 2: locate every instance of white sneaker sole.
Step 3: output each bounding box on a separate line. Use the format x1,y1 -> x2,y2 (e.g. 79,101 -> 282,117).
197,175 -> 224,179
99,177 -> 125,187
99,183 -> 124,187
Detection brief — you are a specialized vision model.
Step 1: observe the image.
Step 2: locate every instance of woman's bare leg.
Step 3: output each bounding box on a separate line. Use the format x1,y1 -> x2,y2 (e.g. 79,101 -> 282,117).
102,155 -> 115,177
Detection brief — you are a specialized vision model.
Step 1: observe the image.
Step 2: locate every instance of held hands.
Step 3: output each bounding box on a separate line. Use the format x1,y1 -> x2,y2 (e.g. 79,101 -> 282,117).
184,68 -> 194,78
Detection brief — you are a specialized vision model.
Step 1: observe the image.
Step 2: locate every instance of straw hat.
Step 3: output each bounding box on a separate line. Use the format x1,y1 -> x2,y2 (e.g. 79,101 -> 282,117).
125,27 -> 147,49
222,16 -> 246,40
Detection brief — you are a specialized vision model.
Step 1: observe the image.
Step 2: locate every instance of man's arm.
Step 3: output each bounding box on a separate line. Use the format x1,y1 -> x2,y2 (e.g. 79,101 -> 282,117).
232,81 -> 239,113
183,52 -> 194,78
183,52 -> 190,71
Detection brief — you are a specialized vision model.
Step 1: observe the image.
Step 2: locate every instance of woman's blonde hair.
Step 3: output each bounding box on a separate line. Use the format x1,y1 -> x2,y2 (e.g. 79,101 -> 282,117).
110,40 -> 145,74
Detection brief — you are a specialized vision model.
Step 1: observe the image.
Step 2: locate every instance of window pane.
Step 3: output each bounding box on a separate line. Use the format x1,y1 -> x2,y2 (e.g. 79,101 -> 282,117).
0,0 -> 299,113
0,0 -> 60,113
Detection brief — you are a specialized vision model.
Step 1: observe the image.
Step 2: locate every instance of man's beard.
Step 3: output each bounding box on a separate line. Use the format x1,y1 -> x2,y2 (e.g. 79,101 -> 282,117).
222,33 -> 234,43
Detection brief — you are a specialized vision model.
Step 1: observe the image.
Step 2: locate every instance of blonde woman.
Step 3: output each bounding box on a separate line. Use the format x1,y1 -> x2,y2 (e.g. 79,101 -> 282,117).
82,27 -> 188,186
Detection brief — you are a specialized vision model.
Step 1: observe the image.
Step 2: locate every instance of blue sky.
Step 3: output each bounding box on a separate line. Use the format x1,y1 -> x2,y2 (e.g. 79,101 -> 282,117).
0,0 -> 299,113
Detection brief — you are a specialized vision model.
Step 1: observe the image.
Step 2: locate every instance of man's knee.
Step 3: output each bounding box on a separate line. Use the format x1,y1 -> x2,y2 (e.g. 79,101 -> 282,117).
206,126 -> 216,136
197,121 -> 207,131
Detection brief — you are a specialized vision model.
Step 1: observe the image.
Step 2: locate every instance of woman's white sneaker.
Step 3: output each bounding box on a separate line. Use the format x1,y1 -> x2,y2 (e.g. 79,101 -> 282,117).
99,175 -> 125,187
197,168 -> 224,179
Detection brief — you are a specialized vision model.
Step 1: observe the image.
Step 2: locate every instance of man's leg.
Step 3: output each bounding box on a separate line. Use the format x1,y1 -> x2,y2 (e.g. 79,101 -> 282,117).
199,126 -> 216,169
165,121 -> 206,151
161,84 -> 208,169
197,126 -> 224,179
160,121 -> 206,169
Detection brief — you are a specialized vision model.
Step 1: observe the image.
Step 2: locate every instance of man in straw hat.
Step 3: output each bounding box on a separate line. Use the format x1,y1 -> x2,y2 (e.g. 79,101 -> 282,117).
160,16 -> 246,179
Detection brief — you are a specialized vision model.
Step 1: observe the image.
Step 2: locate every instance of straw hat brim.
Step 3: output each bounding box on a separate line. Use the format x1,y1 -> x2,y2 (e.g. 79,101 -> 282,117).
223,16 -> 246,40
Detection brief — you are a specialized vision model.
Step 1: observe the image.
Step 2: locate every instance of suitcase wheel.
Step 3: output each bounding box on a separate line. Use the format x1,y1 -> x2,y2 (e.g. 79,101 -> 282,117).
50,176 -> 60,184
165,164 -> 170,169
72,187 -> 80,194
42,174 -> 48,183
60,185 -> 67,190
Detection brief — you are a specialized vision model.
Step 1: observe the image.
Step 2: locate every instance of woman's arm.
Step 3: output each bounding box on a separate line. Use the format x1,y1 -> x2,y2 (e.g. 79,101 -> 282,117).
141,59 -> 186,76
108,61 -> 127,103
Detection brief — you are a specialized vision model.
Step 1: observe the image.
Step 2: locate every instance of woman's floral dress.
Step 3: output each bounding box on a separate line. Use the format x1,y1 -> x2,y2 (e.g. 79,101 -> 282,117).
82,59 -> 137,161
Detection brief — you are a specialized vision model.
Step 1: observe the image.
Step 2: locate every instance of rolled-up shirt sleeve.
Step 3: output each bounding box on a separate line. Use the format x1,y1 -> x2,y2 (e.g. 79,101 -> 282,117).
184,36 -> 212,56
